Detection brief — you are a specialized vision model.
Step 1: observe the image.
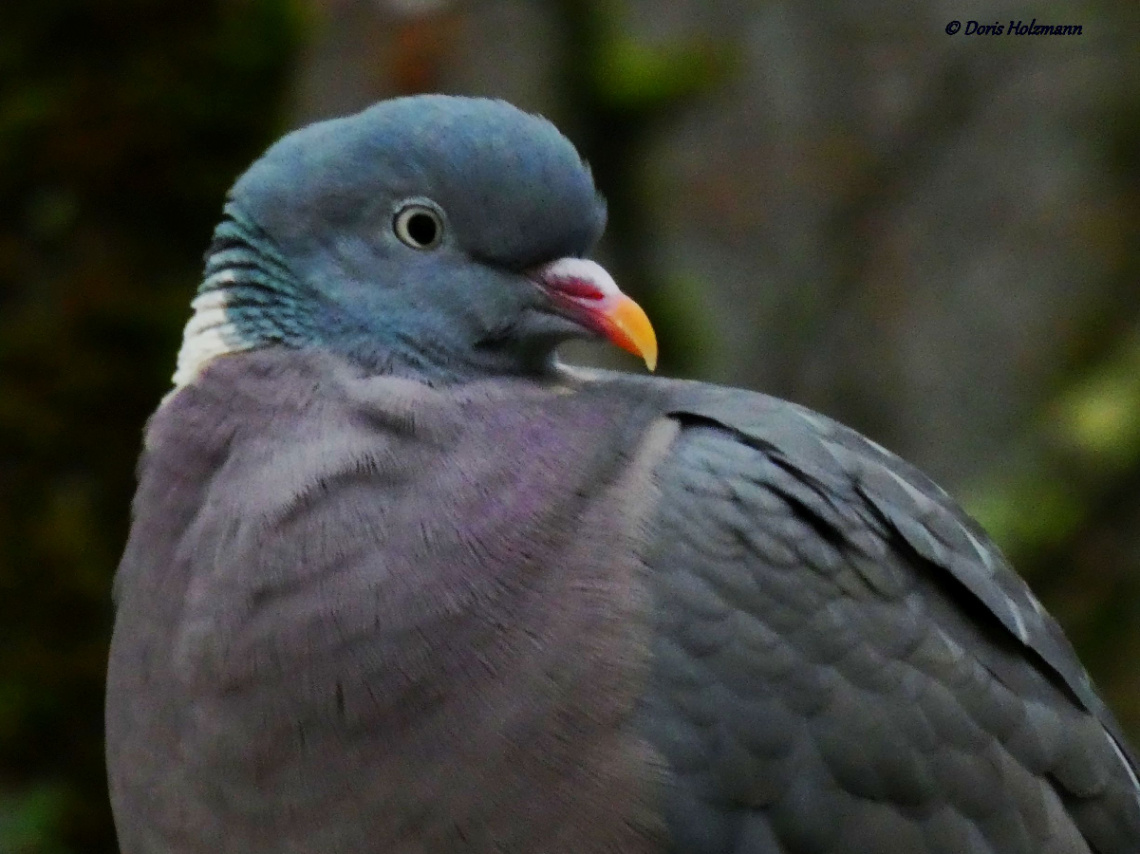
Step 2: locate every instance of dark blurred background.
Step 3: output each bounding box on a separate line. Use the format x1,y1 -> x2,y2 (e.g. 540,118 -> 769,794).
1,0 -> 1138,850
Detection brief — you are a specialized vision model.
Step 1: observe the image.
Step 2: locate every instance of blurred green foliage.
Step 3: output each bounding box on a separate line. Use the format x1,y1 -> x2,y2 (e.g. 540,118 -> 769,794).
0,1 -> 304,850
969,334 -> 1140,558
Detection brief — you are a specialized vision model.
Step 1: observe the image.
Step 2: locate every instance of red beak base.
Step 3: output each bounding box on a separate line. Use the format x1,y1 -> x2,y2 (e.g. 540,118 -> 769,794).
530,257 -> 658,371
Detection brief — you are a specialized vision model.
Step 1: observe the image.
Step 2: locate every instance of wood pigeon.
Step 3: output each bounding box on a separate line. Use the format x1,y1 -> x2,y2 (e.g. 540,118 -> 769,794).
106,95 -> 1140,853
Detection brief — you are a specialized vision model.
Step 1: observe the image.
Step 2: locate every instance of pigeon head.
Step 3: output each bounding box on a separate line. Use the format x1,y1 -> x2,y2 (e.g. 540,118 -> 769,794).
173,95 -> 657,387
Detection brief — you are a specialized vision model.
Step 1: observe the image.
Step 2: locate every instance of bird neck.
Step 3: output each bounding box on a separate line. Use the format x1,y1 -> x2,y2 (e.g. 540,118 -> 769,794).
327,320 -> 562,386
172,206 -> 317,390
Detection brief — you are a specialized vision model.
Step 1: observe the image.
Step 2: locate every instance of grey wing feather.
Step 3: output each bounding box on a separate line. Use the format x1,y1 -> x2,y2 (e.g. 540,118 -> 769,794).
640,381 -> 1140,854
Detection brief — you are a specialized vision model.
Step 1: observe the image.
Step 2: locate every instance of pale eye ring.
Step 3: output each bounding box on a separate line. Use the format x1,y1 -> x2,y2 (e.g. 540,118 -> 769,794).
393,204 -> 444,250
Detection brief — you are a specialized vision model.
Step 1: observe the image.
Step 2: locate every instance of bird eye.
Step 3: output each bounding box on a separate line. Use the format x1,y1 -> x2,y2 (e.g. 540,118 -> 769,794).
393,204 -> 444,250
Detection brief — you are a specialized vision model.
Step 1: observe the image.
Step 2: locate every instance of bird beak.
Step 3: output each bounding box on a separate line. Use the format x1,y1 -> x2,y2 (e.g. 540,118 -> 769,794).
529,257 -> 658,371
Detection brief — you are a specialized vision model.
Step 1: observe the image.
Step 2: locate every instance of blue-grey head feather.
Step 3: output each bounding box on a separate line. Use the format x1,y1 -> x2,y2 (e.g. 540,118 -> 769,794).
177,95 -> 607,386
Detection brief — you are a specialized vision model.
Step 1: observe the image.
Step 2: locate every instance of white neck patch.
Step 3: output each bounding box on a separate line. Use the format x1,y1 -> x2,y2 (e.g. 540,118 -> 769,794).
169,279 -> 251,391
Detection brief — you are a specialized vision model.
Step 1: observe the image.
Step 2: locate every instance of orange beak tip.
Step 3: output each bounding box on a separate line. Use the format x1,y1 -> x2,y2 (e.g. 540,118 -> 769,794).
607,295 -> 658,373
